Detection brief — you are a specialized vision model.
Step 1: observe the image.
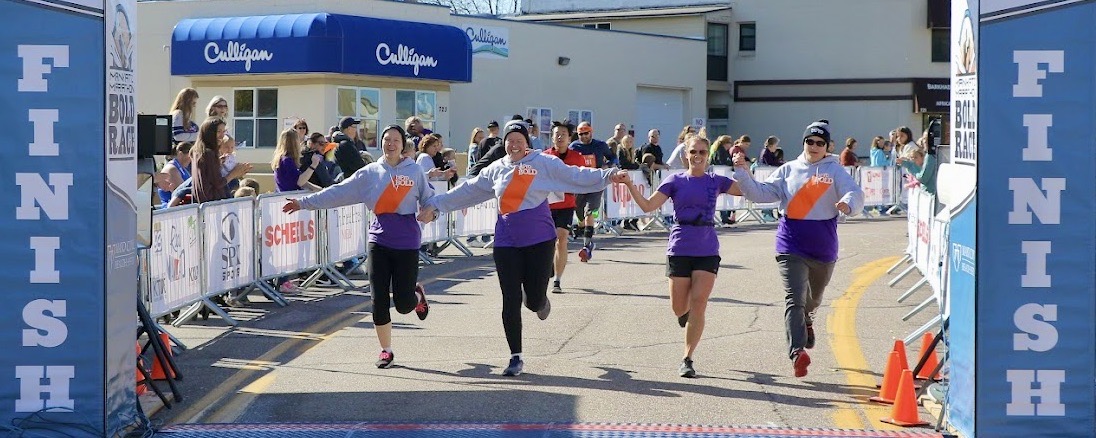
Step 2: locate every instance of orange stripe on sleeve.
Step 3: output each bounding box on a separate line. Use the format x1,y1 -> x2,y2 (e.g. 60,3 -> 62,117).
785,177 -> 832,219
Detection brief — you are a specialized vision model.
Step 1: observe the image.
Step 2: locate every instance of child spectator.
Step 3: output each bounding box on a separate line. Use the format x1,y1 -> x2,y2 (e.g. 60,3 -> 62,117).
233,186 -> 257,198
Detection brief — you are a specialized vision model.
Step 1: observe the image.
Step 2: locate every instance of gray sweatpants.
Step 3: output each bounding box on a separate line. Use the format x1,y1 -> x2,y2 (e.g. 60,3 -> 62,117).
776,253 -> 835,359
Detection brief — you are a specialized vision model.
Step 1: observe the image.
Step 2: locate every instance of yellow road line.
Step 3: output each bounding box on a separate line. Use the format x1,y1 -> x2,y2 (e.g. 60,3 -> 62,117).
828,256 -> 902,430
170,263 -> 489,424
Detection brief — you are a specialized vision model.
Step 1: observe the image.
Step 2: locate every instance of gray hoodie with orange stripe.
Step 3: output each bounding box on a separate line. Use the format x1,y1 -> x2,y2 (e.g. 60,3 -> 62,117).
298,158 -> 433,250
733,153 -> 863,262
428,152 -> 617,247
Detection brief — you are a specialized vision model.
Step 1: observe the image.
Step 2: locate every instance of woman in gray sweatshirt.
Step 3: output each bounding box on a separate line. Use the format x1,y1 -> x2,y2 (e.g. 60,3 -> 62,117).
283,125 -> 433,369
418,123 -> 627,377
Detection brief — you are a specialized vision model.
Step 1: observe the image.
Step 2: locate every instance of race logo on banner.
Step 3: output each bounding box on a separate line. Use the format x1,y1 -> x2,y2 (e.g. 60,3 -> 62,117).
976,1 -> 1096,435
858,166 -> 894,207
259,194 -> 318,277
149,207 -> 202,316
326,203 -> 366,263
203,199 -> 255,292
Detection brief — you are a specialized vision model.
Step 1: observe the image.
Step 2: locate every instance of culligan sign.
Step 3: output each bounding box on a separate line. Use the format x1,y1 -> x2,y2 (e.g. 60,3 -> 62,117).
204,41 -> 273,72
375,43 -> 437,76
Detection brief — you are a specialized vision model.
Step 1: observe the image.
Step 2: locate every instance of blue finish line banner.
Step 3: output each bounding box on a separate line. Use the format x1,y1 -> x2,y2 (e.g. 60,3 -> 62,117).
977,1 -> 1096,436
0,0 -> 136,435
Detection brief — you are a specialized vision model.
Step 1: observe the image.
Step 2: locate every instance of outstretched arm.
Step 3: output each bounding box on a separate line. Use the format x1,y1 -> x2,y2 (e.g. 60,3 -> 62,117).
731,152 -> 784,203
625,180 -> 669,213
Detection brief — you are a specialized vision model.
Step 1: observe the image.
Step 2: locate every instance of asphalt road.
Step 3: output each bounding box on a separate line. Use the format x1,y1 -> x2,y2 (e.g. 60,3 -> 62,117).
153,215 -> 940,431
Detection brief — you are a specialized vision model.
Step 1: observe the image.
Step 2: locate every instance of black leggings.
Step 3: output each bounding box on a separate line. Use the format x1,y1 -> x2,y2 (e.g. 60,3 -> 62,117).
369,244 -> 420,326
493,239 -> 556,354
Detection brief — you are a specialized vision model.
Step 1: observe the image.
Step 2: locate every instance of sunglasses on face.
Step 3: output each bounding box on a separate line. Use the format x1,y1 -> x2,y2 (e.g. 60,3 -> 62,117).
578,132 -> 591,136
688,149 -> 708,155
214,104 -> 228,108
804,139 -> 826,147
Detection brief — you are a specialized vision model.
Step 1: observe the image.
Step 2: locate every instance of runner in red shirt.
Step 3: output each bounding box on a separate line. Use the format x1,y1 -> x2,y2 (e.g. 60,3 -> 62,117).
542,121 -> 587,293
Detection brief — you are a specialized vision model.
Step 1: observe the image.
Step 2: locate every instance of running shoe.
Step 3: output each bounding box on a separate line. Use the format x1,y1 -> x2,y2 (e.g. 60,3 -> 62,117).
502,356 -> 524,376
679,357 -> 696,378
536,297 -> 551,320
314,276 -> 336,287
792,349 -> 811,378
551,280 -> 563,294
414,283 -> 429,320
678,311 -> 689,328
578,243 -> 594,262
278,281 -> 303,295
375,350 -> 395,369
805,324 -> 816,349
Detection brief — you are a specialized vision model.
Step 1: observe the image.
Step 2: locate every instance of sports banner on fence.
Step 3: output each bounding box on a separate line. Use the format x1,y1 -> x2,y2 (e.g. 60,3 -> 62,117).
750,166 -> 780,210
202,199 -> 255,293
452,179 -> 497,237
710,166 -> 743,212
914,189 -> 933,275
421,181 -> 451,243
258,193 -> 319,277
2,1 -> 136,433
947,198 -> 976,435
149,205 -> 203,316
858,166 -> 894,207
976,1 -> 1096,436
325,203 -> 366,263
604,170 -> 648,220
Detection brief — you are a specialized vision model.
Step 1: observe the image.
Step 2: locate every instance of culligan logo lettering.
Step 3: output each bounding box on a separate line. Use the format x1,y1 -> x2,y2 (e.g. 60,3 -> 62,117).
376,43 -> 437,76
204,41 -> 274,72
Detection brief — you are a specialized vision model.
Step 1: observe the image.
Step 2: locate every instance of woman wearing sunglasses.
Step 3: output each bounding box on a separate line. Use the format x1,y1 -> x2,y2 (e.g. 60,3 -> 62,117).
619,134 -> 744,379
731,120 -> 863,378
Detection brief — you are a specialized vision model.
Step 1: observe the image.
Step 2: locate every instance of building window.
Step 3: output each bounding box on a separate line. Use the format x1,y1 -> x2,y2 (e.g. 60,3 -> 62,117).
232,88 -> 278,148
395,90 -> 436,136
337,87 -> 381,149
707,23 -> 729,81
739,22 -> 756,52
931,29 -> 950,63
582,22 -> 611,30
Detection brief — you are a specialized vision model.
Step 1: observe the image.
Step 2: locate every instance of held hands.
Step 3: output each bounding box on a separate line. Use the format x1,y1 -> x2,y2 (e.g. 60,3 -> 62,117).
732,152 -> 749,170
610,170 -> 631,185
283,199 -> 302,214
310,154 -> 323,167
417,206 -> 439,223
835,201 -> 851,215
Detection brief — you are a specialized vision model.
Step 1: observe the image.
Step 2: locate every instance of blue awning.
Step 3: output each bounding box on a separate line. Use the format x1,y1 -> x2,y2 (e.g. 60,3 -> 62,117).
171,13 -> 472,82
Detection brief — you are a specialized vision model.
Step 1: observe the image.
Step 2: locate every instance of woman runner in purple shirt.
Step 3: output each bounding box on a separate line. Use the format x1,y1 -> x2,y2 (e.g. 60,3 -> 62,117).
620,134 -> 743,378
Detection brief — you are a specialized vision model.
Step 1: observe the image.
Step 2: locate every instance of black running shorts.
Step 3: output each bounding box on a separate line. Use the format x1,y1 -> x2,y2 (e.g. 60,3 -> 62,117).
666,255 -> 721,277
551,208 -> 575,230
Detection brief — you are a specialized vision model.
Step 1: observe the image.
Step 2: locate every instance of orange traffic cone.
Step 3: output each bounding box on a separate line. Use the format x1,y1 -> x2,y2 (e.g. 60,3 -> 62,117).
881,370 -> 929,427
150,333 -> 176,380
915,332 -> 940,381
135,342 -> 147,396
870,351 -> 902,404
876,339 -> 911,389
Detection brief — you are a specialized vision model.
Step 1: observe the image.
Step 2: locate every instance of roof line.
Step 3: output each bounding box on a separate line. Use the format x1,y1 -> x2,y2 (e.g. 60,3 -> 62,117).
454,13 -> 706,42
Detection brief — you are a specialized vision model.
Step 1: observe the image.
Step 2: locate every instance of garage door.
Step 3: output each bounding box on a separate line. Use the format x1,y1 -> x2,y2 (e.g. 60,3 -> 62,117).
635,86 -> 685,145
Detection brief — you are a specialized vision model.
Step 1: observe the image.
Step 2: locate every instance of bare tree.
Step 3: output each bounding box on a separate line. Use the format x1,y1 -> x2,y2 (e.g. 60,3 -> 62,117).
415,0 -> 520,15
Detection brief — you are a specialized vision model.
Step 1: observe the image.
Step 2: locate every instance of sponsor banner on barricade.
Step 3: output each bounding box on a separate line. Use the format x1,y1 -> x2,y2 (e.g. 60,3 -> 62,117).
906,188 -> 919,257
258,193 -> 319,278
604,170 -> 648,220
927,214 -> 948,297
149,205 -> 203,316
914,189 -> 933,274
451,178 -> 497,237
325,203 -> 367,263
421,181 -> 452,243
751,166 -> 781,210
710,166 -> 744,211
897,169 -> 911,205
657,169 -> 683,217
858,166 -> 895,207
202,198 -> 255,294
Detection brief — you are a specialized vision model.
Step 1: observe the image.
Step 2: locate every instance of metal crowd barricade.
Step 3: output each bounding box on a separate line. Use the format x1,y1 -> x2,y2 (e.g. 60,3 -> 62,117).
252,191 -> 323,306
320,204 -> 369,290
420,181 -> 473,264
170,197 -> 257,326
601,170 -> 649,234
709,166 -> 760,224
147,204 -> 205,320
450,177 -> 498,246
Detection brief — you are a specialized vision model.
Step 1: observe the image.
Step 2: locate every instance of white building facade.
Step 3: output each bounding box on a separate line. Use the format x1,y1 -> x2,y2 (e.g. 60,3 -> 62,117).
516,0 -> 951,154
136,0 -> 706,168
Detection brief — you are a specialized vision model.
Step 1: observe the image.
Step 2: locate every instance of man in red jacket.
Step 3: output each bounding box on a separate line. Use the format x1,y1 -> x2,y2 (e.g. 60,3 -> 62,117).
542,121 -> 587,293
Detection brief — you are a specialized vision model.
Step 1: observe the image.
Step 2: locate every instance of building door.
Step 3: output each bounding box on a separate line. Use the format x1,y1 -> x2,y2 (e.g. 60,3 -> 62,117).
635,86 -> 685,145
